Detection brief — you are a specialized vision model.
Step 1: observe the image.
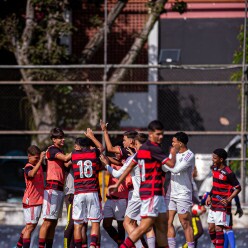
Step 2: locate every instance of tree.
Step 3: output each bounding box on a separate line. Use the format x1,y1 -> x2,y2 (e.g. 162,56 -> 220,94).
232,25 -> 248,81
0,0 -> 170,147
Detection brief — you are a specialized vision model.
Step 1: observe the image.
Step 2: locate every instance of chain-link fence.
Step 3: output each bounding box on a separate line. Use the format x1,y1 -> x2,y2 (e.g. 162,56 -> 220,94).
0,64 -> 247,203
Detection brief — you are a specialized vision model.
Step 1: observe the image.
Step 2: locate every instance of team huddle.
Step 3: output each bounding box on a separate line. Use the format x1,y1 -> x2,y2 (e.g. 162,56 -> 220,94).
16,120 -> 242,248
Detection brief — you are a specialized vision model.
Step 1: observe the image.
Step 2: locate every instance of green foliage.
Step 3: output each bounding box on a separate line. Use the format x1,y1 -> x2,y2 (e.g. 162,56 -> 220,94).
89,15 -> 103,28
230,25 -> 248,176
106,100 -> 129,130
231,25 -> 248,81
171,0 -> 187,14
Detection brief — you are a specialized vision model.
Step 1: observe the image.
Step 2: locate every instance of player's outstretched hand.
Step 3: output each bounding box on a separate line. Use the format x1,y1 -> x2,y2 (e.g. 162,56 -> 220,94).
100,120 -> 108,132
205,195 -> 211,206
84,128 -> 94,139
170,146 -> 178,155
235,208 -> 244,218
108,184 -> 118,195
99,154 -> 109,166
39,151 -> 46,161
126,147 -> 134,156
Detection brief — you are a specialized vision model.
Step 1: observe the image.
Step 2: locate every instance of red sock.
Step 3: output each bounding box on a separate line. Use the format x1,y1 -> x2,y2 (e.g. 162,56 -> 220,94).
16,233 -> 23,248
216,230 -> 224,248
119,237 -> 135,248
23,238 -> 31,248
74,238 -> 82,248
38,238 -> 46,248
209,231 -> 216,246
90,234 -> 98,247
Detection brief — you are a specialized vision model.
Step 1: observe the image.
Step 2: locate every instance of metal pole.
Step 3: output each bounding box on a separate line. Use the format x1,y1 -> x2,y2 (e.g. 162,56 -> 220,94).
241,0 -> 247,203
102,0 -> 108,202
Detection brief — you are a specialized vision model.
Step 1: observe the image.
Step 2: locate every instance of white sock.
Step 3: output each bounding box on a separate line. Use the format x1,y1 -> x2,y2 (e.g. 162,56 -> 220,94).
187,241 -> 195,248
168,237 -> 176,248
147,236 -> 156,248
135,239 -> 143,248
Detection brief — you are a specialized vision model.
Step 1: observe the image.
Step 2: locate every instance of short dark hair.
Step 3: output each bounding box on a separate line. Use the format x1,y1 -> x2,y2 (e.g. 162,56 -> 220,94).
148,120 -> 164,132
123,130 -> 138,139
50,127 -> 64,140
213,148 -> 228,161
174,132 -> 188,145
27,145 -> 41,156
135,133 -> 148,144
75,137 -> 91,147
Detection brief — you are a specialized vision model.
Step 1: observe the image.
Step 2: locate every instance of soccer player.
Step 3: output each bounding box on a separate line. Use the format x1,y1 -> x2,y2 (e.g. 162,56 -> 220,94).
101,133 -> 155,248
99,121 -> 136,245
206,148 -> 241,248
162,132 -> 195,248
39,127 -> 72,248
16,145 -> 45,248
71,137 -> 103,248
108,120 -> 177,248
103,155 -> 129,247
86,127 -> 129,246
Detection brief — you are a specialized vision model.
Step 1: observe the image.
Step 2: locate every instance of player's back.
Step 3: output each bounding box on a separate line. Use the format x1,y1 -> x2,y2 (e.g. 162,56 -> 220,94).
72,147 -> 100,194
136,140 -> 167,200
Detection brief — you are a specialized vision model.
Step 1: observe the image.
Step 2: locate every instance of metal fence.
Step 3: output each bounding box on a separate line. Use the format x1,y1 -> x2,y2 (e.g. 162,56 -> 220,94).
0,64 -> 247,203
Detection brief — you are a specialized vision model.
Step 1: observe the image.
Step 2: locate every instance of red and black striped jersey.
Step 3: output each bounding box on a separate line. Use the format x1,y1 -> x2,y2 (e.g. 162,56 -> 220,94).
210,165 -> 241,214
72,148 -> 101,194
132,140 -> 169,200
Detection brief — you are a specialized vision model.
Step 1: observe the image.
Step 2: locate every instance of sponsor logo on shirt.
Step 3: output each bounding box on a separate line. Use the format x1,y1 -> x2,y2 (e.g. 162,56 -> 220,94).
219,174 -> 224,180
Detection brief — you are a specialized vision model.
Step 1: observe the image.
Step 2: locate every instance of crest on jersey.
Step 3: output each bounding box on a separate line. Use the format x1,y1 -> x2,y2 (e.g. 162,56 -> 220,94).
219,174 -> 224,180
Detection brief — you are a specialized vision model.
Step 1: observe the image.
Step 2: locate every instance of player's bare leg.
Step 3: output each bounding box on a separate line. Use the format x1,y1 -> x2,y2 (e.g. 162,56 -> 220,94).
167,210 -> 177,248
89,222 -> 100,248
121,217 -> 155,247
154,213 -> 168,247
178,212 -> 194,247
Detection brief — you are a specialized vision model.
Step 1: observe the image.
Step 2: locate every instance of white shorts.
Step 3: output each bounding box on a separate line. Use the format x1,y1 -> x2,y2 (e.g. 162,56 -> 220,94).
103,198 -> 127,221
165,197 -> 192,214
73,192 -> 103,224
42,189 -> 64,220
24,205 -> 42,224
207,209 -> 231,227
125,191 -> 141,221
140,195 -> 167,218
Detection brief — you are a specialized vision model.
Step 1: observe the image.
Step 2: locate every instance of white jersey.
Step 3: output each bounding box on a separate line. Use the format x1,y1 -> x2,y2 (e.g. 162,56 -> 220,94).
106,153 -> 141,200
64,167 -> 75,195
163,149 -> 195,200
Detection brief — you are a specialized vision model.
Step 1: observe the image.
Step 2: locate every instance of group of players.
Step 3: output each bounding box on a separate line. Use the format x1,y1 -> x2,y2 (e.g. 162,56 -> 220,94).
16,119 -> 242,248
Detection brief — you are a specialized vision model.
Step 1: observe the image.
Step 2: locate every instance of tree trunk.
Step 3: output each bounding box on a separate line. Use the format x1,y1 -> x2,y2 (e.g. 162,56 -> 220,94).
77,0 -> 128,128
14,0 -> 56,146
107,0 -> 168,97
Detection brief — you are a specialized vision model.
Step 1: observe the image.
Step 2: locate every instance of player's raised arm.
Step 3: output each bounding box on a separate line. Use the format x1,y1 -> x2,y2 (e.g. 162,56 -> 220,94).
100,154 -> 134,178
108,160 -> 136,193
100,120 -> 120,154
163,151 -> 194,174
56,152 -> 72,162
28,151 -> 46,178
162,146 -> 177,168
84,127 -> 105,153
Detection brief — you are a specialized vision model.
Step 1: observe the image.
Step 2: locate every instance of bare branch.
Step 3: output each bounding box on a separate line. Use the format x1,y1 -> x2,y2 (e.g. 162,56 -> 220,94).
107,0 -> 167,97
